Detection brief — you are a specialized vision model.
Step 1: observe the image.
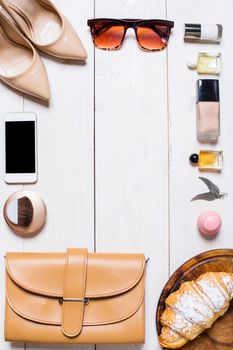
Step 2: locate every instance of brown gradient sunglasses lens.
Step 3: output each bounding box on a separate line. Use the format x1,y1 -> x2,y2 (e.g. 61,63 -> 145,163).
91,21 -> 125,50
136,25 -> 170,50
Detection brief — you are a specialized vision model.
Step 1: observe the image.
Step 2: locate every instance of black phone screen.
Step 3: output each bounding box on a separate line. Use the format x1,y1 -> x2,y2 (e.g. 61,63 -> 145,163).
5,121 -> 36,173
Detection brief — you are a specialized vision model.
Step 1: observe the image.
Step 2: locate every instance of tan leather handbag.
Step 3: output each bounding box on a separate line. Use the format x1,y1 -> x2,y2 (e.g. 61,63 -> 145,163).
5,248 -> 146,344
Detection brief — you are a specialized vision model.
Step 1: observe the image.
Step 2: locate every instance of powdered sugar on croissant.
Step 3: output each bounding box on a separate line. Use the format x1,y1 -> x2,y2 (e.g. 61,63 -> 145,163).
159,272 -> 233,348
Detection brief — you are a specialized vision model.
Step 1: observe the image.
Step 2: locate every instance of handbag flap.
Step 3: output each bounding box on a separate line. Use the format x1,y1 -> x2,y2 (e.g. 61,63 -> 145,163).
6,251 -> 145,297
6,249 -> 146,330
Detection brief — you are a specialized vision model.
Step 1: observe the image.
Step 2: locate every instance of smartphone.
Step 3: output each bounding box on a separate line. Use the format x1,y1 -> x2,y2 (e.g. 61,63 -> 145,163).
4,112 -> 38,184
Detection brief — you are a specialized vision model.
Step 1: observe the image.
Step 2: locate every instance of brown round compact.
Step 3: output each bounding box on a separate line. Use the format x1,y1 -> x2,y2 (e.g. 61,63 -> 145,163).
3,190 -> 47,237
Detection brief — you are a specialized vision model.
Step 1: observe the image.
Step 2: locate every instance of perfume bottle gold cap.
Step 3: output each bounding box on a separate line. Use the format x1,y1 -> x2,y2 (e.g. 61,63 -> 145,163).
3,191 -> 47,237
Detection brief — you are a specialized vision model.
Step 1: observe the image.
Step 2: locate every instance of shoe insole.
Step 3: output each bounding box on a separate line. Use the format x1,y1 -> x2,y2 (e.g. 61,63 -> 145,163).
0,26 -> 32,77
6,0 -> 62,45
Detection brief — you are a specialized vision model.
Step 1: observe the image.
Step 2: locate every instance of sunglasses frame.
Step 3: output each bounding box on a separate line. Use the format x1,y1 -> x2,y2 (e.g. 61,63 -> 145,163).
87,18 -> 174,51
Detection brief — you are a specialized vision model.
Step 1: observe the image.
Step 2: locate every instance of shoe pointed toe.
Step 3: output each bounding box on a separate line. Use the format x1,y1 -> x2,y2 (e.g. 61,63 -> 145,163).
42,16 -> 87,60
4,52 -> 50,101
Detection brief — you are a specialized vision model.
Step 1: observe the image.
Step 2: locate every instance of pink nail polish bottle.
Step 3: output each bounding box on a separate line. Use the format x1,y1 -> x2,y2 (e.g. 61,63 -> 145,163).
196,79 -> 220,143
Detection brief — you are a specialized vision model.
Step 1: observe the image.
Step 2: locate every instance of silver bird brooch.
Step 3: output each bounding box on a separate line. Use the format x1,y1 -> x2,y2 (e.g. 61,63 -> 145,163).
191,177 -> 227,202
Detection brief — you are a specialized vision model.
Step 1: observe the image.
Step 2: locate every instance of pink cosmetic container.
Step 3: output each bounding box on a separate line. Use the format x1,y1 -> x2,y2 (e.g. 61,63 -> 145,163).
197,210 -> 222,238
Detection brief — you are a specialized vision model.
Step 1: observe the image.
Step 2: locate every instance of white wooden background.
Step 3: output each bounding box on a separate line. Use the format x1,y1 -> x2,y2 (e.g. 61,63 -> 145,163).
1,0 -> 233,349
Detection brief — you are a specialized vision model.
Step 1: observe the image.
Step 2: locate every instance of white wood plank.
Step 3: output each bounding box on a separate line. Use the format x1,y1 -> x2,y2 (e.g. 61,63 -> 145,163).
167,0 -> 233,274
94,1 -> 169,350
0,75 -> 25,349
23,0 -> 95,253
1,1 -> 94,350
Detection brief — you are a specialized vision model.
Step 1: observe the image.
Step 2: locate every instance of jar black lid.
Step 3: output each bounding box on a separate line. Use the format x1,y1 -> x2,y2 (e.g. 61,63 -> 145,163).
196,79 -> 219,102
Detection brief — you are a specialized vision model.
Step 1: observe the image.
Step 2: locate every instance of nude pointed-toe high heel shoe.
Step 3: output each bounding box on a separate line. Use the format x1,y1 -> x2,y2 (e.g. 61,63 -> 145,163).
1,0 -> 87,60
0,6 -> 50,100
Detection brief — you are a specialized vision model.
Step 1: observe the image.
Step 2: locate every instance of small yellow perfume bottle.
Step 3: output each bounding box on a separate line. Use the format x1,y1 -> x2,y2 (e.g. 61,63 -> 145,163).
188,53 -> 221,75
189,150 -> 223,171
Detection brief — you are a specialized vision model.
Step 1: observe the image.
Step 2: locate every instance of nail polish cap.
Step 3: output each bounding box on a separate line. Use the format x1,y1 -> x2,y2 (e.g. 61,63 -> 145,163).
196,79 -> 219,103
197,211 -> 222,238
184,23 -> 223,42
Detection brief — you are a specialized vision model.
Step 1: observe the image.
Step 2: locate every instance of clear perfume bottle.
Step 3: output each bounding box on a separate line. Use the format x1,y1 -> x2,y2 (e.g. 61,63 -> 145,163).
189,150 -> 223,171
196,79 -> 220,143
188,53 -> 221,74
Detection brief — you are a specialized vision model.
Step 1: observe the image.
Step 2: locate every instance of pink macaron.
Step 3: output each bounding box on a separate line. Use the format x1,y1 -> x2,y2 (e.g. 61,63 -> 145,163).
197,211 -> 222,238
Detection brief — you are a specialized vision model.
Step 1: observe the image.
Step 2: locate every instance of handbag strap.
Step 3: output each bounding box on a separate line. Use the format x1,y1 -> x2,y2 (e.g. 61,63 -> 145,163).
62,248 -> 88,337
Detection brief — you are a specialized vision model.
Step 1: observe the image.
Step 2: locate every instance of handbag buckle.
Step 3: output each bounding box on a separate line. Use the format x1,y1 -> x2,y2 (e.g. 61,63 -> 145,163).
59,297 -> 89,305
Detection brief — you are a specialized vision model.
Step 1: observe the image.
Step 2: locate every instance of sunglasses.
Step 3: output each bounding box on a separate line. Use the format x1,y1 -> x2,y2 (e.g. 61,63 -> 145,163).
87,18 -> 174,51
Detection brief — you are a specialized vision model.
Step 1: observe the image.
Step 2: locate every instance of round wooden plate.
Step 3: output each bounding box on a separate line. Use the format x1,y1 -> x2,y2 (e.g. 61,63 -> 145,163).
156,249 -> 233,350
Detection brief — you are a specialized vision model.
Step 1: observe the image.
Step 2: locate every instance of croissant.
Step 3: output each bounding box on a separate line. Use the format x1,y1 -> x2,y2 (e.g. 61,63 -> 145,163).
159,272 -> 233,348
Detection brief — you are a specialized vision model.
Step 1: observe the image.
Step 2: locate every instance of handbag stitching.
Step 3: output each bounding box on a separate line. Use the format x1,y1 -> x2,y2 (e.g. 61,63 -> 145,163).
6,274 -> 145,325
6,297 -> 60,325
4,300 -> 9,340
61,251 -> 70,334
6,255 -> 145,297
